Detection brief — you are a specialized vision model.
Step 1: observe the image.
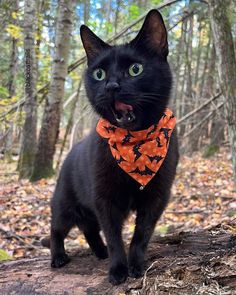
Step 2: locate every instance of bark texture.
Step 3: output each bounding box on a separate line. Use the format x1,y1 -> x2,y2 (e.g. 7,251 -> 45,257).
5,0 -> 19,161
31,0 -> 76,181
208,0 -> 236,185
18,0 -> 38,178
7,0 -> 19,98
0,227 -> 235,295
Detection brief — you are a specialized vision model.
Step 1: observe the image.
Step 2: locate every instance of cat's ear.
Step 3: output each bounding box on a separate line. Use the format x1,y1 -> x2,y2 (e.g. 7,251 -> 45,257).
80,25 -> 111,64
130,10 -> 168,58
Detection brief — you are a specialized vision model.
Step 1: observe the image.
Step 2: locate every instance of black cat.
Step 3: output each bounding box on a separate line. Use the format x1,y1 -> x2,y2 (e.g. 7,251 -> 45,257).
43,9 -> 179,285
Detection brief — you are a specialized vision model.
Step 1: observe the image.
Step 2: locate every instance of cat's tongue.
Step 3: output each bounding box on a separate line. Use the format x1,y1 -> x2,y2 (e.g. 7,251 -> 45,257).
114,100 -> 135,124
115,101 -> 133,112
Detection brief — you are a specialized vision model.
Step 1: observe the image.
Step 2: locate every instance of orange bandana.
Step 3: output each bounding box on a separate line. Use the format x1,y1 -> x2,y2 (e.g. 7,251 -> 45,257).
96,108 -> 176,189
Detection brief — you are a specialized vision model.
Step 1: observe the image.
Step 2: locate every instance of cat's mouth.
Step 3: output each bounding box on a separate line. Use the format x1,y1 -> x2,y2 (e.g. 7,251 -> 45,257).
111,101 -> 136,126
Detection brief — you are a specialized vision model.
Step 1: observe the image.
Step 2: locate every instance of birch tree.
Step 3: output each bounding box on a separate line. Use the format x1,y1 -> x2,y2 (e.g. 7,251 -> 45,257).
208,0 -> 236,186
18,0 -> 38,178
31,0 -> 76,181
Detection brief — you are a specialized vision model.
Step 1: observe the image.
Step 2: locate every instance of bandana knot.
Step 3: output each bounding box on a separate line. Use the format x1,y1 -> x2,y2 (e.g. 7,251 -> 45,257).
96,108 -> 176,188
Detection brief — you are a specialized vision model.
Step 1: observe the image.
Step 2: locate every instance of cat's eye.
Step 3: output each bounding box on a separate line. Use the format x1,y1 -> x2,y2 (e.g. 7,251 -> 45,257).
128,63 -> 143,77
93,68 -> 106,81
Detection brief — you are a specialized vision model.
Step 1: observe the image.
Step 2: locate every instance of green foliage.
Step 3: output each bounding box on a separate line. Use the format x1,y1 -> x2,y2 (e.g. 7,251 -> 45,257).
5,24 -> 22,40
128,4 -> 141,21
0,249 -> 11,261
151,0 -> 162,5
87,20 -> 99,32
104,21 -> 113,33
0,86 -> 9,98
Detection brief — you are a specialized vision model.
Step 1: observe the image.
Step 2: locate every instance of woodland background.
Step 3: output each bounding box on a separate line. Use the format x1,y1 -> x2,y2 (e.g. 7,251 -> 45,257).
0,0 -> 236,294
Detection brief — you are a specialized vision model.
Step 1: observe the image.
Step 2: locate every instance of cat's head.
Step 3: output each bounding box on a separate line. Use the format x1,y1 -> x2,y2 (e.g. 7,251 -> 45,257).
80,9 -> 172,131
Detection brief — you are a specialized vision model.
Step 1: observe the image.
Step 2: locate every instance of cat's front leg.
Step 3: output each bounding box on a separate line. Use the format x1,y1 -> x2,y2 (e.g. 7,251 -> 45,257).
95,197 -> 128,285
128,198 -> 167,278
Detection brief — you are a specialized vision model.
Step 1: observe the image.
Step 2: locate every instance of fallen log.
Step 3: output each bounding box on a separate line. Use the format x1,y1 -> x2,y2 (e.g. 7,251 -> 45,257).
0,225 -> 236,295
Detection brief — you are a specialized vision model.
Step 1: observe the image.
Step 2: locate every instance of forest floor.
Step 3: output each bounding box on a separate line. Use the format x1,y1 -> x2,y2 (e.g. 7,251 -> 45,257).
1,146 -> 236,260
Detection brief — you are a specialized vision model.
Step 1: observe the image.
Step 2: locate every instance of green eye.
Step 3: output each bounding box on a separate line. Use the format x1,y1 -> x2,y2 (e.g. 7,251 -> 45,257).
93,68 -> 106,81
128,63 -> 143,77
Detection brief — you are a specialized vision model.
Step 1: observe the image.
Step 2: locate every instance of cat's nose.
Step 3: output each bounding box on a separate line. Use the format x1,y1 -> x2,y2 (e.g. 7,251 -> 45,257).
105,82 -> 120,92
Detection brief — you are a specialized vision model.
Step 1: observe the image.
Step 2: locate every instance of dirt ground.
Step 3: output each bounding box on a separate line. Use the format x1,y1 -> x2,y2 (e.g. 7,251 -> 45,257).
0,147 -> 236,294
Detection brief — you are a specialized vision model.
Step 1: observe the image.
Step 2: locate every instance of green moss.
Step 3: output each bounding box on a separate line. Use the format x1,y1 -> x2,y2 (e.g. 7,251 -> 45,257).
155,224 -> 169,235
203,145 -> 219,158
30,166 -> 55,182
4,151 -> 13,163
18,149 -> 35,179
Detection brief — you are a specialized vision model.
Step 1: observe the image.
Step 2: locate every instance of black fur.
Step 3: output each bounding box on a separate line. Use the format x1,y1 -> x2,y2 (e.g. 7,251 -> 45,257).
47,9 -> 179,285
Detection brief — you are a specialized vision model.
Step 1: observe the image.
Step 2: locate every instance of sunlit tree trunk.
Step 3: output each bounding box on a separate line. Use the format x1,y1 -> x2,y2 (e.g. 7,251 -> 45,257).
31,0 -> 76,181
174,20 -> 184,120
18,0 -> 38,178
209,0 -> 236,185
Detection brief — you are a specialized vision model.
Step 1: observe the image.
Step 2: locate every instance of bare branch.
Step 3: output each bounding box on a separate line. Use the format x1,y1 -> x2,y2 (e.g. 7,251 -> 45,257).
177,92 -> 222,125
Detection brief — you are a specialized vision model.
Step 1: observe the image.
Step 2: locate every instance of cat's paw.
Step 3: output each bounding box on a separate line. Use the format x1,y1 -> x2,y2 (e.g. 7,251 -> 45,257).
94,246 -> 108,260
109,264 -> 128,285
51,253 -> 70,268
128,263 -> 144,278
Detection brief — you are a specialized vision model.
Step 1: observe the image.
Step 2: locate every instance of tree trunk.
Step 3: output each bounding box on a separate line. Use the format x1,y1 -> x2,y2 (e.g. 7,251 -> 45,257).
193,18 -> 203,89
178,19 -> 188,138
208,0 -> 236,186
185,14 -> 193,101
31,0 -> 76,181
83,0 -> 90,24
7,0 -> 19,98
174,20 -> 184,120
7,36 -> 18,96
199,33 -> 211,98
185,15 -> 199,154
203,44 -> 224,150
4,0 -> 19,162
114,0 -> 121,34
18,0 -> 38,179
0,227 -> 235,294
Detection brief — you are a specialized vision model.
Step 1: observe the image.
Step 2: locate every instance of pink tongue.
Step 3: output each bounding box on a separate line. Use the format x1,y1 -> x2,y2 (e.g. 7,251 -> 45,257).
115,101 -> 133,112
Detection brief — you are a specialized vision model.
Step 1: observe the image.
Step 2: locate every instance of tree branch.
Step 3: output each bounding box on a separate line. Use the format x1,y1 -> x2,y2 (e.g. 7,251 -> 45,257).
177,92 -> 222,125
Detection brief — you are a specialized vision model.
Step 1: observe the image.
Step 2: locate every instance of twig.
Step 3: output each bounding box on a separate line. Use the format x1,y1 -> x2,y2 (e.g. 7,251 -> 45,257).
168,9 -> 195,31
177,92 -> 222,125
0,227 -> 38,250
63,91 -> 78,109
0,128 -> 11,143
182,101 -> 224,139
166,209 -> 204,214
142,258 -> 178,289
0,257 -> 50,268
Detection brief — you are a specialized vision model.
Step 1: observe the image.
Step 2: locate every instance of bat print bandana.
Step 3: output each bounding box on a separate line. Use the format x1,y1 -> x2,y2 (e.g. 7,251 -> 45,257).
96,108 -> 176,189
